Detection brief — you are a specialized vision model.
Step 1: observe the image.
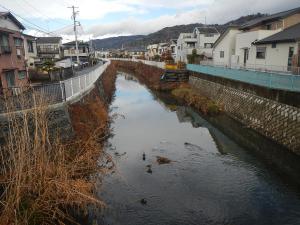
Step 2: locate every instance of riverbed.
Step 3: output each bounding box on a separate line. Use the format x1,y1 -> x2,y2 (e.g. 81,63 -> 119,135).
92,73 -> 300,225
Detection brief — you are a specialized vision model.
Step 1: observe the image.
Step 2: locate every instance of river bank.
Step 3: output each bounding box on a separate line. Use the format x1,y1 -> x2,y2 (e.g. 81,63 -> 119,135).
0,63 -> 117,225
110,60 -> 300,187
91,73 -> 300,225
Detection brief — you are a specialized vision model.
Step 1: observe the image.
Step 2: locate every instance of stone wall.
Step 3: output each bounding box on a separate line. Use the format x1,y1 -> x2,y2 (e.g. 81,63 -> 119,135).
189,76 -> 300,154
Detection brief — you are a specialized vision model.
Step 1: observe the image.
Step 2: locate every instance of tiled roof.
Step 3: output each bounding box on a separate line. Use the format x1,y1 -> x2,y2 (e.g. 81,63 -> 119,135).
255,23 -> 300,44
36,37 -> 62,44
195,27 -> 219,34
240,7 -> 300,30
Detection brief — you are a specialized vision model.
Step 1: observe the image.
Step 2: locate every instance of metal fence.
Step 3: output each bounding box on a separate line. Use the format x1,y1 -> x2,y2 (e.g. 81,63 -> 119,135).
187,64 -> 300,93
200,61 -> 300,75
0,61 -> 110,113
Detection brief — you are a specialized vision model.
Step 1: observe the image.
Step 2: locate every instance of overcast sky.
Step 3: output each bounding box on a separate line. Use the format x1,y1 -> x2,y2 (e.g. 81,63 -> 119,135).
0,0 -> 299,41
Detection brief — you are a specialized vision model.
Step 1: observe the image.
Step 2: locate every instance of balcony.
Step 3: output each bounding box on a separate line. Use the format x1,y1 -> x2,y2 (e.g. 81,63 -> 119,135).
37,48 -> 60,54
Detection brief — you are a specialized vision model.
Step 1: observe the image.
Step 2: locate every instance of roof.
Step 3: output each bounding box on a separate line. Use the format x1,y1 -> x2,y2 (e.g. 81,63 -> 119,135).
22,33 -> 36,40
63,40 -> 89,46
213,26 -> 240,48
194,27 -> 219,34
255,22 -> 300,44
36,37 -> 62,44
0,12 -> 25,30
240,7 -> 300,30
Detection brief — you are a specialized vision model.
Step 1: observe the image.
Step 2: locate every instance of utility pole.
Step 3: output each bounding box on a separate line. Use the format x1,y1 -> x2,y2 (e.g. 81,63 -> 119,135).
68,5 -> 80,65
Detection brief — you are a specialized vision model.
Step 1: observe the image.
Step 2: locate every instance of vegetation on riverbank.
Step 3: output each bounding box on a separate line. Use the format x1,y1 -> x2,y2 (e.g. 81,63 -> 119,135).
0,65 -> 117,225
171,85 -> 221,116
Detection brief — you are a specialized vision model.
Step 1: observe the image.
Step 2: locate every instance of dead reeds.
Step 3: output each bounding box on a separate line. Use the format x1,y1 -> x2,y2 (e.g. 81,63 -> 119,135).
0,78 -> 114,224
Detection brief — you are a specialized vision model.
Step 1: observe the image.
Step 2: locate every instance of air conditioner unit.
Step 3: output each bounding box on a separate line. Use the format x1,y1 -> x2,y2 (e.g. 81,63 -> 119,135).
16,49 -> 21,56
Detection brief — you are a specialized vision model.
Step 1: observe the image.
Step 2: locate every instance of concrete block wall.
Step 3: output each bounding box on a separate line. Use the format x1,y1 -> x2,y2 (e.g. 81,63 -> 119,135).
189,76 -> 300,154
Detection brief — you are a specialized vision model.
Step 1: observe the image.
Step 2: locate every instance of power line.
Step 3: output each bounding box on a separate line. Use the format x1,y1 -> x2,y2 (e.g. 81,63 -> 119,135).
0,3 -> 66,37
20,0 -> 70,27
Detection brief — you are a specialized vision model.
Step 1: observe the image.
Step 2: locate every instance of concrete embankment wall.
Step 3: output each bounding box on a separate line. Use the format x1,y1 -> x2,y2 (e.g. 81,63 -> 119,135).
189,74 -> 300,154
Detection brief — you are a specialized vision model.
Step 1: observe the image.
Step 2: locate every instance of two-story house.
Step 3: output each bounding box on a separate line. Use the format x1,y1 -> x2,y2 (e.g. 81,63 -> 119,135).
62,40 -> 90,63
0,12 -> 28,89
36,37 -> 63,63
176,33 -> 197,63
170,39 -> 177,60
213,7 -> 300,72
193,27 -> 220,59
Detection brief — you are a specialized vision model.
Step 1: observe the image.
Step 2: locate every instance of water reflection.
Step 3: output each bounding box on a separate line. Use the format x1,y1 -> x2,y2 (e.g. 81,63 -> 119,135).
91,74 -> 300,225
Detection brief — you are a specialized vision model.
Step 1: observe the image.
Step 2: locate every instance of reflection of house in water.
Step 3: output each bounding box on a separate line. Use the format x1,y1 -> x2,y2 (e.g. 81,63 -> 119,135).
176,107 -> 202,128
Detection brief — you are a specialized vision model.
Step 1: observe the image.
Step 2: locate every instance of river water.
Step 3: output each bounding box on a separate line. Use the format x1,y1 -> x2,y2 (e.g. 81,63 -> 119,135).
92,74 -> 300,225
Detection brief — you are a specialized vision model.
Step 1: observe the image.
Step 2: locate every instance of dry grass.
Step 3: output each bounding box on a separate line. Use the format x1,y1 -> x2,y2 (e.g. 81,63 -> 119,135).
172,85 -> 222,116
0,79 -> 115,224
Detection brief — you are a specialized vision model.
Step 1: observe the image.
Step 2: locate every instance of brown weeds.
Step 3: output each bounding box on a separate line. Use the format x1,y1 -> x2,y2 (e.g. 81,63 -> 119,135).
0,65 -> 117,225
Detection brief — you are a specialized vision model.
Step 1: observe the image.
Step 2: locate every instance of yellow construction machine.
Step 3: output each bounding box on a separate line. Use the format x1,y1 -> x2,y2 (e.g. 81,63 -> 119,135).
160,51 -> 189,82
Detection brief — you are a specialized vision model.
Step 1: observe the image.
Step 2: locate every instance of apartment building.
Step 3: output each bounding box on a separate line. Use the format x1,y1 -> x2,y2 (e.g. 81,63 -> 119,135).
0,12 -> 28,89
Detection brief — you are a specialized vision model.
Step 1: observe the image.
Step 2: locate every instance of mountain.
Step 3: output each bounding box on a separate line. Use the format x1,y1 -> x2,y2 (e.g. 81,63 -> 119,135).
92,13 -> 267,50
91,35 -> 145,50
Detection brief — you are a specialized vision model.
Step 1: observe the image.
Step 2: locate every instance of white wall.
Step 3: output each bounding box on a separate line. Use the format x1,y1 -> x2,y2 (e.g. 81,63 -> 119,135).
248,42 -> 298,72
23,38 -> 38,68
213,29 -> 240,67
0,16 -> 20,31
235,30 -> 281,67
175,33 -> 197,63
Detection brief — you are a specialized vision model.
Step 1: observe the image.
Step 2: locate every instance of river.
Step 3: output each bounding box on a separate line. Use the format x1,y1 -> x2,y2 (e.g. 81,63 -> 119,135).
91,73 -> 300,225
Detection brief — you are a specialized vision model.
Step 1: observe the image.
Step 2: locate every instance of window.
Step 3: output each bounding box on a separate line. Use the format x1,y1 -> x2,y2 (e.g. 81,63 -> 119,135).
14,38 -> 23,47
5,71 -> 15,87
288,47 -> 294,57
0,34 -> 10,53
18,71 -> 26,80
27,40 -> 34,52
256,47 -> 266,59
187,42 -> 195,48
266,24 -> 272,30
204,43 -> 213,48
220,51 -> 224,58
272,43 -> 277,48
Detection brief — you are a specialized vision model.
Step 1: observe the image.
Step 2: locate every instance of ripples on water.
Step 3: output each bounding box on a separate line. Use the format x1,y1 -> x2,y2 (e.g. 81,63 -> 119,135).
91,74 -> 300,225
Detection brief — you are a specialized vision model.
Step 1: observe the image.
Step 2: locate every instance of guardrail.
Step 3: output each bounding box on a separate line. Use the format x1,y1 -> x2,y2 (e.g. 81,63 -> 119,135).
187,64 -> 300,93
61,61 -> 110,101
0,61 -> 110,113
108,58 -> 165,69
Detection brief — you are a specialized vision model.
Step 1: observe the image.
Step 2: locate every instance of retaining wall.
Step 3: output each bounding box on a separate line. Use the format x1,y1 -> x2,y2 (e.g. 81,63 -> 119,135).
189,76 -> 300,154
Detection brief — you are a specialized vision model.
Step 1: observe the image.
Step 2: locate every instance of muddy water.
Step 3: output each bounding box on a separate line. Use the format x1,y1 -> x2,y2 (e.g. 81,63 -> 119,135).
92,74 -> 300,225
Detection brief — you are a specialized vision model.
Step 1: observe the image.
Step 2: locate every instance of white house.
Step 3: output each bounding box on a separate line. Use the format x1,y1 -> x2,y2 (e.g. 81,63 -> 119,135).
146,44 -> 159,60
213,26 -> 240,67
193,27 -> 220,58
253,23 -> 300,73
211,7 -> 300,72
176,33 -> 197,63
170,39 -> 177,60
